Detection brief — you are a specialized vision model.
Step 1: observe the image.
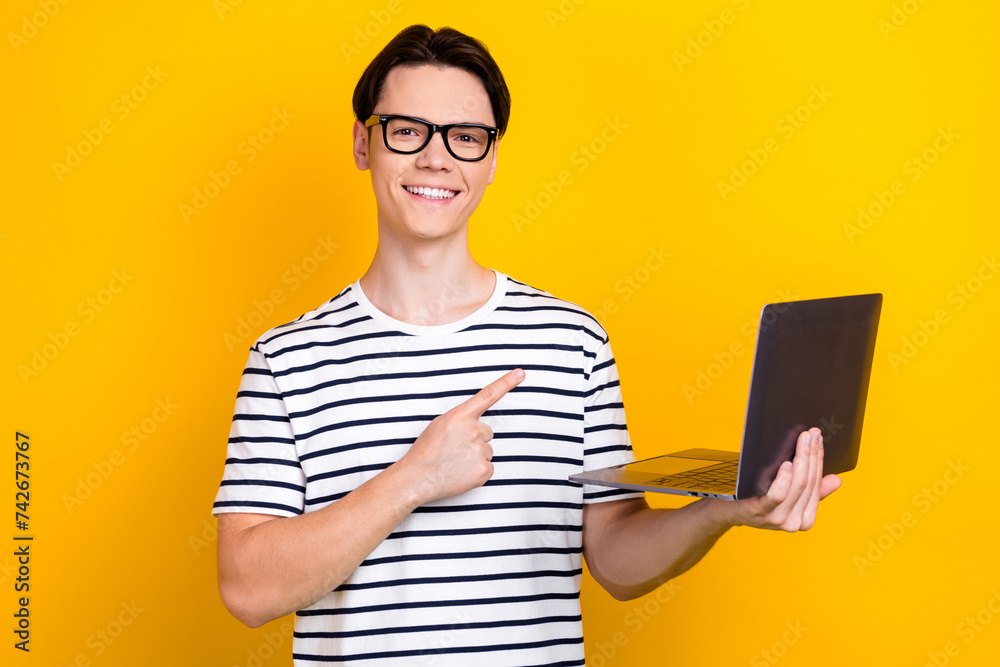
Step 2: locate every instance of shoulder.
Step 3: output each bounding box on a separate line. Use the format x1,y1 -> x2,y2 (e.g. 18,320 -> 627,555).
501,273 -> 610,346
247,283 -> 362,358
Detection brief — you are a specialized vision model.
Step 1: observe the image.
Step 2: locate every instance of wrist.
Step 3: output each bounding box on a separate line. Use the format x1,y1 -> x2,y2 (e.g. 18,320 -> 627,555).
699,497 -> 742,534
385,455 -> 435,510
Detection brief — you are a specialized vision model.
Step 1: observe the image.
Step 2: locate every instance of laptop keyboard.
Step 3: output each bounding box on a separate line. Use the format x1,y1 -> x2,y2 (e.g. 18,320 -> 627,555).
647,460 -> 738,494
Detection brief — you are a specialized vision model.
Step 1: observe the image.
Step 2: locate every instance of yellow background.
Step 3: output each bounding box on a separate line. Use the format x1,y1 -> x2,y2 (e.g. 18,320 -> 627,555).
3,0 -> 998,664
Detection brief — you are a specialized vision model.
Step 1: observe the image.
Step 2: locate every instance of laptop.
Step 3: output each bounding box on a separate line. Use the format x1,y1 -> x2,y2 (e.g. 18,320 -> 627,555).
569,293 -> 882,500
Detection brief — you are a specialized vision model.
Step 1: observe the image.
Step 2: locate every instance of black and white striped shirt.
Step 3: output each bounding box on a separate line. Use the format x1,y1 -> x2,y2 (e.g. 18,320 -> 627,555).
213,270 -> 642,666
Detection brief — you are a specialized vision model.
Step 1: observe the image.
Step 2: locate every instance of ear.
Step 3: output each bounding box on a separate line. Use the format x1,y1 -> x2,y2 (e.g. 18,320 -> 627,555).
352,119 -> 371,171
486,139 -> 499,185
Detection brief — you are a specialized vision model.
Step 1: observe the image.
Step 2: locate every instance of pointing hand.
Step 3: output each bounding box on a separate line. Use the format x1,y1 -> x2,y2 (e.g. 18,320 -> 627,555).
402,368 -> 526,504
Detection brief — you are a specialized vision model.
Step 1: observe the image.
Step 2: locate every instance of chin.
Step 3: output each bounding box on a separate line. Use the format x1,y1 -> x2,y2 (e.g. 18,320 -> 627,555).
398,217 -> 464,241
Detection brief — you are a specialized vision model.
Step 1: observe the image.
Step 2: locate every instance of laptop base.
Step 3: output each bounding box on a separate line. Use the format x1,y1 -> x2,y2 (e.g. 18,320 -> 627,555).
569,450 -> 740,500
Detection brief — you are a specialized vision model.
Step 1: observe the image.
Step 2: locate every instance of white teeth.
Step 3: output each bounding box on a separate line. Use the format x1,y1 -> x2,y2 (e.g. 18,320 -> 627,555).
404,185 -> 458,200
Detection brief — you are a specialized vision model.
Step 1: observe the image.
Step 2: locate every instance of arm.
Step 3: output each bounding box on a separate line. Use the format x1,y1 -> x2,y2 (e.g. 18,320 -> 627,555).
218,462 -> 425,628
582,427 -> 843,601
217,368 -> 525,627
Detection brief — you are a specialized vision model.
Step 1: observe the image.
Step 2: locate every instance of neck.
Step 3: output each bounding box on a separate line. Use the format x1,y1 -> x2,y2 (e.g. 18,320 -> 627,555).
359,227 -> 496,327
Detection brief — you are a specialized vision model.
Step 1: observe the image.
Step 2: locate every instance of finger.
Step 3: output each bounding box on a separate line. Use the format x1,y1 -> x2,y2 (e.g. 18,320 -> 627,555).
799,430 -> 825,529
460,368 -> 525,418
765,460 -> 794,506
819,473 -> 843,499
478,422 -> 494,443
788,429 -> 820,520
766,429 -> 810,501
743,459 -> 792,528
778,430 -> 814,527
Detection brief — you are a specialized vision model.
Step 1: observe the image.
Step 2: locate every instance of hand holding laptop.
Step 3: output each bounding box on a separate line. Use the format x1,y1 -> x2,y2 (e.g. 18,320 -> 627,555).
725,426 -> 843,532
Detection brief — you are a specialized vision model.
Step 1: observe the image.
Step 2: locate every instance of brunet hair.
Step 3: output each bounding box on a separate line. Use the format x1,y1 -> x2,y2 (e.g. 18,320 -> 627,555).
352,24 -> 511,138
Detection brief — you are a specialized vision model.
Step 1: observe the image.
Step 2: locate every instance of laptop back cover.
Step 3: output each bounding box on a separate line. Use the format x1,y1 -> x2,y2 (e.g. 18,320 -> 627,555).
736,293 -> 882,498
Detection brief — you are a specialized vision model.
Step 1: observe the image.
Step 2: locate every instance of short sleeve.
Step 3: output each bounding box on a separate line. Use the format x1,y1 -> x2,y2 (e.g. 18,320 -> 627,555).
581,336 -> 645,504
212,346 -> 307,517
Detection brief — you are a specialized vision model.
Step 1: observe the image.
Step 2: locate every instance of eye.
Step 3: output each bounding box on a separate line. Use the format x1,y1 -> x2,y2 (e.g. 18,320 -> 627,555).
449,127 -> 489,145
386,118 -> 426,140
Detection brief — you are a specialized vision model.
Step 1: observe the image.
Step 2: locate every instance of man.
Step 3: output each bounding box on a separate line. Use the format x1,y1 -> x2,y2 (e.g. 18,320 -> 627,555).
213,24 -> 841,665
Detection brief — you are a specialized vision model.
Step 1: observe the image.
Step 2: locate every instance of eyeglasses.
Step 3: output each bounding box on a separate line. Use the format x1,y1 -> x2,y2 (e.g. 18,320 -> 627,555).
365,114 -> 498,162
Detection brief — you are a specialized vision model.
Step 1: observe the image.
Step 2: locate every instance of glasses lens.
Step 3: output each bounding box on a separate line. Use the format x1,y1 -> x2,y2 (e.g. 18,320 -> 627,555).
447,126 -> 491,160
385,117 -> 430,152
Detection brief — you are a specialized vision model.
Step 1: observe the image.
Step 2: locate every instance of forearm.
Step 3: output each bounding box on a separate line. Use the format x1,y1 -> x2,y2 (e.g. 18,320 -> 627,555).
583,498 -> 735,601
217,461 -> 424,627
584,430 -> 841,601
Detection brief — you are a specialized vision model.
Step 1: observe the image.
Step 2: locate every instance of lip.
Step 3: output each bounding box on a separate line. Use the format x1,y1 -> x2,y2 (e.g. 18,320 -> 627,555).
401,184 -> 461,204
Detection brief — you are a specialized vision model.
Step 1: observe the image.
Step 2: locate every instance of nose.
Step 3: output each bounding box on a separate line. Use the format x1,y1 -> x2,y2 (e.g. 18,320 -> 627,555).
415,129 -> 453,169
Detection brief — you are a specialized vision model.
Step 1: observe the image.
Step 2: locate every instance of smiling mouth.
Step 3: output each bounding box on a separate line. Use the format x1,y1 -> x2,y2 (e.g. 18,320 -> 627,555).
403,185 -> 459,200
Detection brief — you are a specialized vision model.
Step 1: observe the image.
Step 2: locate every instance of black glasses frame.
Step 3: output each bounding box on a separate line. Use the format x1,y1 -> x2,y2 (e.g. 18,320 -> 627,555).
365,114 -> 498,162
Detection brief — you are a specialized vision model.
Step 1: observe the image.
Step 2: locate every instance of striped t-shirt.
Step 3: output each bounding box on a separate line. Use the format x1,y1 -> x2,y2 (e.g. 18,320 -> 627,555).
213,269 -> 642,666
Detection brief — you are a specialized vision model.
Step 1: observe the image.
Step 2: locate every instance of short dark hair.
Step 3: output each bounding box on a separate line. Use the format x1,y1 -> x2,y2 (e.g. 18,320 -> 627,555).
352,24 -> 511,137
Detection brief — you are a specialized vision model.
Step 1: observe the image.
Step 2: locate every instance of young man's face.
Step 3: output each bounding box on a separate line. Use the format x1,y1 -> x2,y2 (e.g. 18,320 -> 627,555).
352,65 -> 499,244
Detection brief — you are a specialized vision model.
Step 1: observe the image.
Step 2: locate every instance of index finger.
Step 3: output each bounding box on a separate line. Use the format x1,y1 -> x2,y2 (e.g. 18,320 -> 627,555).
460,368 -> 525,418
